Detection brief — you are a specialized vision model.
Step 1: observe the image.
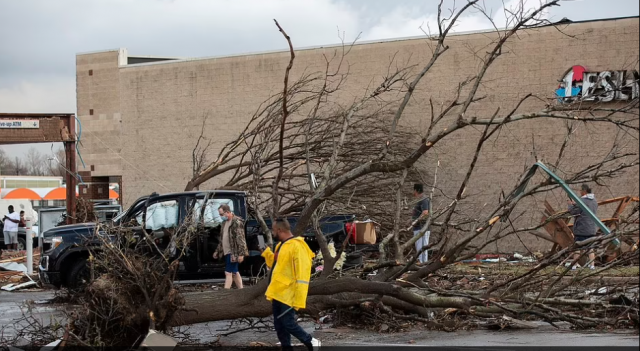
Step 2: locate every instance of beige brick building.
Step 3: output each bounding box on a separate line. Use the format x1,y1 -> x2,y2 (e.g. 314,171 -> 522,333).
77,17 -> 639,250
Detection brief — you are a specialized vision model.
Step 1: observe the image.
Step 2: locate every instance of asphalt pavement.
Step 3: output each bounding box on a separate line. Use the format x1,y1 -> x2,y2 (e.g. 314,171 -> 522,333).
1,289 -> 638,347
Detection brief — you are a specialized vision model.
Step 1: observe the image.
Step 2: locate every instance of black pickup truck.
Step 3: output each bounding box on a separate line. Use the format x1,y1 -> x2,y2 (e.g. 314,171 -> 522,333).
39,190 -> 355,288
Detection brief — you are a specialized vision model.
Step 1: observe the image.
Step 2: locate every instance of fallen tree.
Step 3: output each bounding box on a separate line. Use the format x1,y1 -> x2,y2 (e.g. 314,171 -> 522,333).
44,0 -> 639,347
172,0 -> 639,329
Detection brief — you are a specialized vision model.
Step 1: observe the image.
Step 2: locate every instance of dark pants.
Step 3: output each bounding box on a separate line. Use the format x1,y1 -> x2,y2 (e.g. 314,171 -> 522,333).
272,300 -> 312,350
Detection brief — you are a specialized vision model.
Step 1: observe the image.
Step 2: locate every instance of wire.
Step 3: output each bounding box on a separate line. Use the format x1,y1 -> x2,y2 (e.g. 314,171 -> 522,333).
49,144 -> 85,185
43,116 -> 88,186
75,116 -> 87,169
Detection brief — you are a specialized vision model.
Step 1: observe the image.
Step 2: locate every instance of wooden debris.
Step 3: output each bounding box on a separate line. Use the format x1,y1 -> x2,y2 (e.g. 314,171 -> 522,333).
540,196 -> 640,260
484,315 -> 540,330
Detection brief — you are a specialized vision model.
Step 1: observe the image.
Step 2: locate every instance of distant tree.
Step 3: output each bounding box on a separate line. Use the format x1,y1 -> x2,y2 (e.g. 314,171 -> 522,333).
47,147 -> 67,177
25,147 -> 47,176
1,147 -> 67,177
12,156 -> 28,176
0,148 -> 10,175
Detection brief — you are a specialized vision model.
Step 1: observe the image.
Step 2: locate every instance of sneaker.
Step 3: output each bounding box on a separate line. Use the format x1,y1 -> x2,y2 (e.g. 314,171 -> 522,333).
589,265 -> 596,270
311,338 -> 321,350
571,264 -> 581,271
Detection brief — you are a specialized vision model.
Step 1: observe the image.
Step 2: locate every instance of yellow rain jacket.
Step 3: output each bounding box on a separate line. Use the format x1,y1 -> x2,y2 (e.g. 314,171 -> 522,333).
262,237 -> 315,310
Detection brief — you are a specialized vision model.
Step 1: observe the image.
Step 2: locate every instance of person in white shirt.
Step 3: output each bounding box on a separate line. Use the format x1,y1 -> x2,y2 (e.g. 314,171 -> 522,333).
3,205 -> 21,251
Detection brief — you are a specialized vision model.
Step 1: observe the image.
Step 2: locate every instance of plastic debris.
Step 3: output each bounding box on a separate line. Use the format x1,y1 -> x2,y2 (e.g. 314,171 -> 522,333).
0,262 -> 28,273
1,280 -> 37,291
40,339 -> 61,351
138,330 -> 178,351
586,287 -> 610,295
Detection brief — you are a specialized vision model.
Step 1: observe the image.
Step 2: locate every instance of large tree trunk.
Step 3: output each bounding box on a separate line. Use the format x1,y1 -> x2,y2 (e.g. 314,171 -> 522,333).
172,280 -> 272,325
170,278 -> 480,327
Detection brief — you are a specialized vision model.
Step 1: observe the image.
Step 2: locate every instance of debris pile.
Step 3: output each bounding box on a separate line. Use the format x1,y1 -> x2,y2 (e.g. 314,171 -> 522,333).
0,249 -> 40,288
0,248 -> 41,266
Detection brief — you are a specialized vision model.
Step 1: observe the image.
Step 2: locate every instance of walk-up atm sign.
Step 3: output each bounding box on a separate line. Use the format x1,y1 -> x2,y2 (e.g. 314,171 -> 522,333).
0,120 -> 40,129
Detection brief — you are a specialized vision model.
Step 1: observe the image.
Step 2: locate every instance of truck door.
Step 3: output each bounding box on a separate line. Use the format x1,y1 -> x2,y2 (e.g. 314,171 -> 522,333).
136,198 -> 180,256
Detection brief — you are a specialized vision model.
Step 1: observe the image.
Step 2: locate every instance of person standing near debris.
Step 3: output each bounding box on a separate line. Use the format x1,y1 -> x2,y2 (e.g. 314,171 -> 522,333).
567,184 -> 599,270
262,218 -> 321,351
3,205 -> 20,251
19,211 -> 26,229
412,184 -> 431,264
213,204 -> 249,289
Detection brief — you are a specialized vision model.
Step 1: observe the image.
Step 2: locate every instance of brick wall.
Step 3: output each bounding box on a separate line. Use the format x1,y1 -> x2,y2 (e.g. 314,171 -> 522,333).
77,18 -> 640,252
76,49 -> 125,182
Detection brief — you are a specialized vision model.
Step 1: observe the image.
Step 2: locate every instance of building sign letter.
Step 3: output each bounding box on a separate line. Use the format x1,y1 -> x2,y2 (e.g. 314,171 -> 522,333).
556,65 -> 639,103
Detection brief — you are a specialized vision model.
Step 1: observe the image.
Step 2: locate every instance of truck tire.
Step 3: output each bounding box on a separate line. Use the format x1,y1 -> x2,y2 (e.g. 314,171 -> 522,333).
17,237 -> 26,251
67,258 -> 91,290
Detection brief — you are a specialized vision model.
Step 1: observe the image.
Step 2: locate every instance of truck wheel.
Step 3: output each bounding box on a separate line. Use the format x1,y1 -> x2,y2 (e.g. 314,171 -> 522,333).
17,237 -> 26,251
67,258 -> 91,290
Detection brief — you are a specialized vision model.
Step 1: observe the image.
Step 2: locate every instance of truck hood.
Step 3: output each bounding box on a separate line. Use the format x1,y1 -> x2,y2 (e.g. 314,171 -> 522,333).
43,222 -> 98,238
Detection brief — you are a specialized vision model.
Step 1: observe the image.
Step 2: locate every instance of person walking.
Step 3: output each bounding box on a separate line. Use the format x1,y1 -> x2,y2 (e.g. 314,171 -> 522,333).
412,184 -> 431,264
213,204 -> 248,289
567,184 -> 599,270
3,205 -> 20,251
261,218 -> 320,351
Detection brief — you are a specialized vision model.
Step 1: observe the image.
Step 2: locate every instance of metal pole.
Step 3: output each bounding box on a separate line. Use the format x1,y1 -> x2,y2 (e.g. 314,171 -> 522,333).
505,161 -> 611,236
25,217 -> 33,275
65,115 -> 77,225
534,162 -> 611,235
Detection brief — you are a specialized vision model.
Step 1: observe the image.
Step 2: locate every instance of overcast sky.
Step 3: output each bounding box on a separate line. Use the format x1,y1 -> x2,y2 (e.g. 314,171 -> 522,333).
1,0 -> 638,159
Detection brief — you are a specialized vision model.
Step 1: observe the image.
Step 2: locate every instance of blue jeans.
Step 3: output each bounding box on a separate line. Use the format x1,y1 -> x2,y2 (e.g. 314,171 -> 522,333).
272,300 -> 312,349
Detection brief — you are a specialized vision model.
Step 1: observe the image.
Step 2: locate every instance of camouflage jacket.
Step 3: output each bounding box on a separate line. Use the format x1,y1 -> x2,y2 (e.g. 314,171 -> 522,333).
215,216 -> 249,259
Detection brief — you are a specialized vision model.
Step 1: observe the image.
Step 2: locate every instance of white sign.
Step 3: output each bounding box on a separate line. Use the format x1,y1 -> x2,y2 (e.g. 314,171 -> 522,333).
0,120 -> 40,129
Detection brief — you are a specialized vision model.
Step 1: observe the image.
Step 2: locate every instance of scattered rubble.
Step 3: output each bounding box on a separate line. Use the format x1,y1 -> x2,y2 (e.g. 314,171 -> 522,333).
0,263 -> 27,273
1,280 -> 38,292
0,250 -> 40,289
484,316 -> 540,330
0,249 -> 41,265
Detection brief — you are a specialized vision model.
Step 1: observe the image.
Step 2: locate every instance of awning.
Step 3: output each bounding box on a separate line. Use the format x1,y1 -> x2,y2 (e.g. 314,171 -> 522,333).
109,189 -> 119,200
44,187 -> 78,200
3,188 -> 42,200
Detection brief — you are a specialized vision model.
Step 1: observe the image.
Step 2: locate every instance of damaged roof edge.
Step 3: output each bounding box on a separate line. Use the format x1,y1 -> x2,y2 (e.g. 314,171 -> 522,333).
91,15 -> 637,69
117,25 -> 503,69
76,48 -> 123,56
0,113 -> 74,117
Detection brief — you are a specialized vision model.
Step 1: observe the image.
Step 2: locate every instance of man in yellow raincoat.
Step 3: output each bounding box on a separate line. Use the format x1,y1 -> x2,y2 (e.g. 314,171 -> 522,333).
262,218 -> 321,351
